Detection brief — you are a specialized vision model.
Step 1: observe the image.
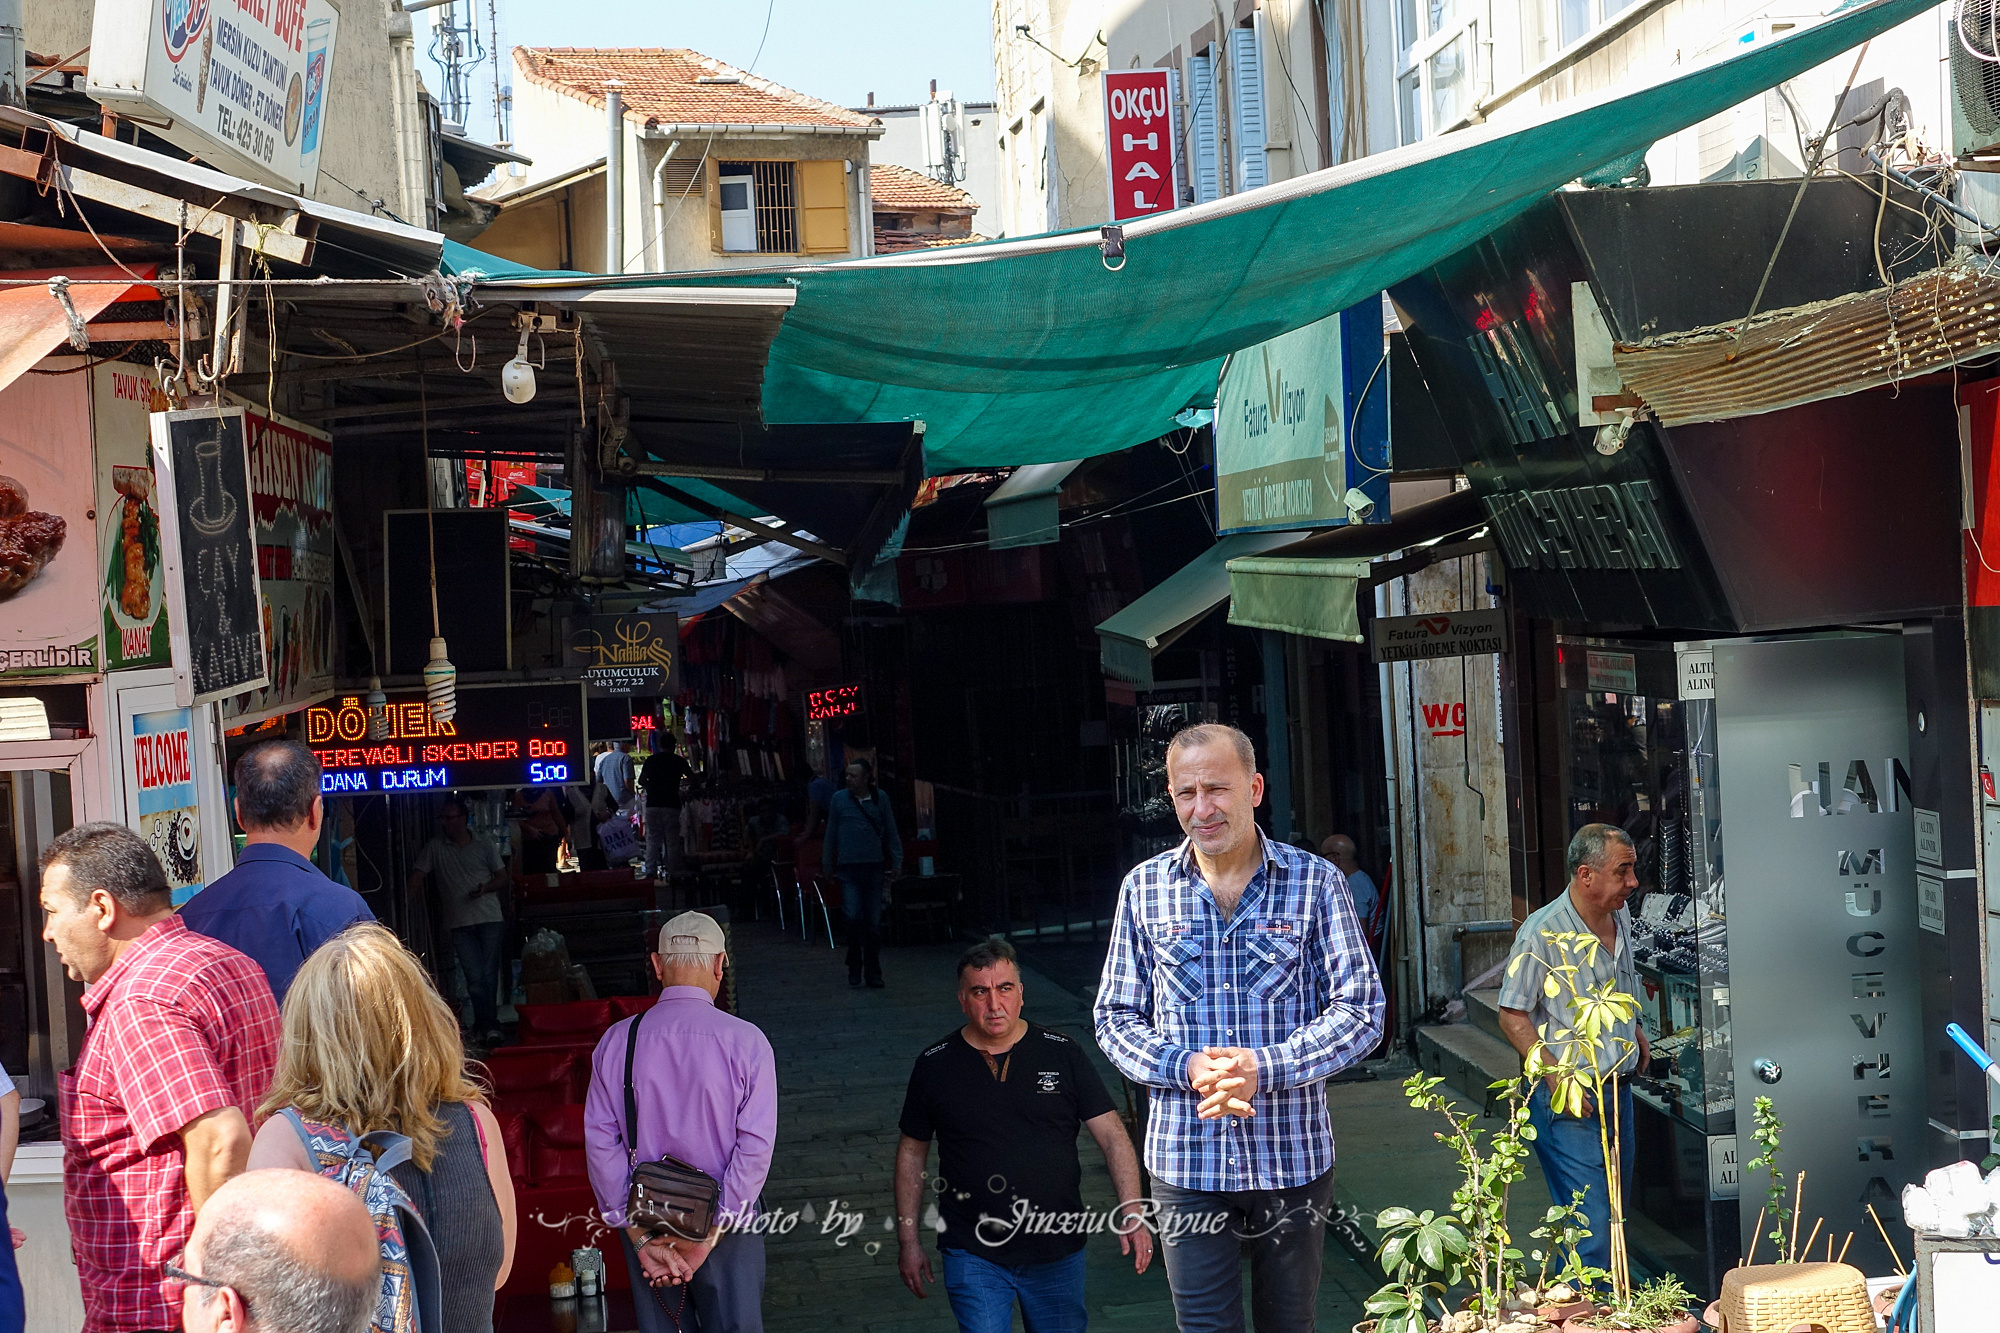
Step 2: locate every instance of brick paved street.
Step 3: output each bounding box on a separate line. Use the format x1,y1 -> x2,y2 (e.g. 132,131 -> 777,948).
736,920 -> 1398,1333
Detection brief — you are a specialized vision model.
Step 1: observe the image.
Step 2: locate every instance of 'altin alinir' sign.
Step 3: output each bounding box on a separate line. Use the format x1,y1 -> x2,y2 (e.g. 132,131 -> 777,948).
1480,479 -> 1682,573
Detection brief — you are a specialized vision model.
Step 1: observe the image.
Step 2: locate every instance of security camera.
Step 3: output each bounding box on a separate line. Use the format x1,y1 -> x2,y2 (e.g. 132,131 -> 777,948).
1343,487 -> 1376,521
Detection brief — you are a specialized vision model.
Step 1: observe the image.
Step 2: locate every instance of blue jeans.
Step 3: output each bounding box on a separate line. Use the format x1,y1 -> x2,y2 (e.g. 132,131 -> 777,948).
618,1229 -> 766,1333
1152,1167 -> 1334,1333
1527,1079 -> 1636,1277
450,920 -> 506,1034
836,865 -> 885,980
940,1248 -> 1086,1333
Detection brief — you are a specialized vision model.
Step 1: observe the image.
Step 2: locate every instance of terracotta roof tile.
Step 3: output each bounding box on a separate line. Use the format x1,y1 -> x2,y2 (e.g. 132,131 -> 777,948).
514,48 -> 874,130
873,228 -> 986,254
868,163 -> 978,212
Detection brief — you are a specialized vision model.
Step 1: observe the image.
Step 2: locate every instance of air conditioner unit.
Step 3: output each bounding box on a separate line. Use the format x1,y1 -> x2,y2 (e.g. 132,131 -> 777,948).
1952,5 -> 2000,160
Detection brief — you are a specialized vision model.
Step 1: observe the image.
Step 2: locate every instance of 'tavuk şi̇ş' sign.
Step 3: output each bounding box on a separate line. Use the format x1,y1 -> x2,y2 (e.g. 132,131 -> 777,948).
88,0 -> 340,195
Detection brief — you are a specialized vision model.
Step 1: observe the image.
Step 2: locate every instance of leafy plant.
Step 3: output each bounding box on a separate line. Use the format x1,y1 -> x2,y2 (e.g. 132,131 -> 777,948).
1369,1206 -> 1467,1333
1742,1096 -> 1790,1261
1366,1069 -> 1542,1330
1623,1273 -> 1697,1326
1507,930 -> 1643,1306
1981,1112 -> 2000,1174
1529,1193 -> 1610,1296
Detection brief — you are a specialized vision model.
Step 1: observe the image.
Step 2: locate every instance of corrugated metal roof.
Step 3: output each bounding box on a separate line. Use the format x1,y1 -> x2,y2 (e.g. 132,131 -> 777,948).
1613,260 -> 2000,425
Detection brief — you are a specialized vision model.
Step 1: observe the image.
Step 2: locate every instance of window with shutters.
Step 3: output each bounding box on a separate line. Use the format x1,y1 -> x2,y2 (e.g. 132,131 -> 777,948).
1230,19 -> 1268,192
1188,50 -> 1221,203
712,160 -> 830,254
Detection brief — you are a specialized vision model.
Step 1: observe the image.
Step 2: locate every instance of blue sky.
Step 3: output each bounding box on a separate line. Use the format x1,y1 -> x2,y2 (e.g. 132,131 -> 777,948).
426,0 -> 998,142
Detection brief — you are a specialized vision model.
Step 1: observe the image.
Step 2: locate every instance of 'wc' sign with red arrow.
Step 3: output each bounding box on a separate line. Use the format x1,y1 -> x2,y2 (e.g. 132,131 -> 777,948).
1370,609 -> 1507,664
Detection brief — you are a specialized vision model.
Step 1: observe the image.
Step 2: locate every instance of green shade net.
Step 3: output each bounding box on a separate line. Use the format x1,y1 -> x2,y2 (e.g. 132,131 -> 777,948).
452,0 -> 1933,473
1225,558 -> 1373,642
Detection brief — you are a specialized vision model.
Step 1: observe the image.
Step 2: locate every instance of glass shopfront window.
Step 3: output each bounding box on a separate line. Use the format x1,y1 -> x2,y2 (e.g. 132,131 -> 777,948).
1556,637 -> 1734,1289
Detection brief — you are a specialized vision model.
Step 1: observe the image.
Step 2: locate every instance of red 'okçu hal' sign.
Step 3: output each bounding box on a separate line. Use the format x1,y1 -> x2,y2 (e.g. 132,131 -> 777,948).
1102,69 -> 1180,222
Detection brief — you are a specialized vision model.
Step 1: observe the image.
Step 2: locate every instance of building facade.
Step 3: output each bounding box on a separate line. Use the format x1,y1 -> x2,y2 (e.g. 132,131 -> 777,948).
480,47 -> 881,274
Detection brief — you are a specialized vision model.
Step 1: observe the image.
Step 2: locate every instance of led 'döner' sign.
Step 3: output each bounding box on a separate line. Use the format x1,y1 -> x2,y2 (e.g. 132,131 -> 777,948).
307,682 -> 585,793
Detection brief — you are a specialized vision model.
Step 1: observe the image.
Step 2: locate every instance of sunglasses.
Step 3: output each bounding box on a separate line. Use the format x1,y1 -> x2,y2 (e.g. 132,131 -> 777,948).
163,1259 -> 242,1309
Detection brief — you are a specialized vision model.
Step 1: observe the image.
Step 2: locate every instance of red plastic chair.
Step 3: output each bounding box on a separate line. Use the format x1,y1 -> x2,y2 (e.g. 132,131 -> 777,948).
514,999 -> 615,1047
527,1104 -> 591,1181
497,1110 -> 530,1181
480,1046 -> 581,1118
806,872 -> 840,950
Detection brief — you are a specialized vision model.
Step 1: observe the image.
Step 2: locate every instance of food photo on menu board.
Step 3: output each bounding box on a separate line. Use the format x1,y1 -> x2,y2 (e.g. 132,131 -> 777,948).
0,373 -> 98,676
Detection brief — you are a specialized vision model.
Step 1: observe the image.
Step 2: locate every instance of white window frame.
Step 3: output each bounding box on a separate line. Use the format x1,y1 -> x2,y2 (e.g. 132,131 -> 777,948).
1393,0 -> 1484,142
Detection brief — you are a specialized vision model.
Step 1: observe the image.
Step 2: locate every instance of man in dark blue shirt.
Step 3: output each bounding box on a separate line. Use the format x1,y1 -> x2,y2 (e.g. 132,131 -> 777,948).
180,740 -> 374,1003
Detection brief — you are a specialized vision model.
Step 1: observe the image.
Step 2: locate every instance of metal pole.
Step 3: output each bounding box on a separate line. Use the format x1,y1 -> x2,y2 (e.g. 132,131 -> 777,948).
605,80 -> 624,274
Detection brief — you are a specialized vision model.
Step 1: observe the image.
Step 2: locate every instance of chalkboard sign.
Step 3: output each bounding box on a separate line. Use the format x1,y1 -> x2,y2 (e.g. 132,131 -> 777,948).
151,407 -> 269,707
384,508 -> 511,675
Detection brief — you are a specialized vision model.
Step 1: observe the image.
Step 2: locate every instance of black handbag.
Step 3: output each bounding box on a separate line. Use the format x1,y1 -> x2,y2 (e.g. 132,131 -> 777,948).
620,1015 -> 722,1243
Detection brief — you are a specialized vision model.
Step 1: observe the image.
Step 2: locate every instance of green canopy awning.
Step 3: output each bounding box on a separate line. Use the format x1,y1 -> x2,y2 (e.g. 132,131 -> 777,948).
1097,533 -> 1296,686
451,0 -> 1932,473
1226,558 -> 1373,643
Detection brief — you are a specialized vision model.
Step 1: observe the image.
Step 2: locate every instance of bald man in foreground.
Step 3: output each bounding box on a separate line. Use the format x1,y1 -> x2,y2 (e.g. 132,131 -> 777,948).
177,1169 -> 380,1333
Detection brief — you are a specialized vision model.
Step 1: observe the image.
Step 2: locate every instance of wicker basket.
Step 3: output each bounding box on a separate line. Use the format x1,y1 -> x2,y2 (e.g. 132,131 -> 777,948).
1714,1262 -> 1873,1333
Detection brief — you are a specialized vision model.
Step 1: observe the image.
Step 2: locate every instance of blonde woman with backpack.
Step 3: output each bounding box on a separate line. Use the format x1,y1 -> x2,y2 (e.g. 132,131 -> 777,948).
250,923 -> 516,1333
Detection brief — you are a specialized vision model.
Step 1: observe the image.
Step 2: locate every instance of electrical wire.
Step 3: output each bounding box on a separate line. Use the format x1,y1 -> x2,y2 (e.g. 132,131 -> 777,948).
745,0 -> 778,75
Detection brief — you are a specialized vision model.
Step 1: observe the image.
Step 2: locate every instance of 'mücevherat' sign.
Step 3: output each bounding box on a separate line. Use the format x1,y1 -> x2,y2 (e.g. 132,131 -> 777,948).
1370,610 -> 1506,664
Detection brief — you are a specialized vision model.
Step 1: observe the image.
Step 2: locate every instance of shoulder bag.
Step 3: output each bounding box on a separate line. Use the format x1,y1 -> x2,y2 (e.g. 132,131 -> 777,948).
620,1014 -> 723,1243
852,790 -> 895,866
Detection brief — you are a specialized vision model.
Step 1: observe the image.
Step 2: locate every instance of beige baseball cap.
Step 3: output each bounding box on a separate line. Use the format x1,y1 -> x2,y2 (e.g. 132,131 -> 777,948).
657,911 -> 726,957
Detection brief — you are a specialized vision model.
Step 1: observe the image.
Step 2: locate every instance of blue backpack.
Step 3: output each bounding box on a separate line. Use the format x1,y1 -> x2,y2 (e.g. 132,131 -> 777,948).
280,1109 -> 444,1333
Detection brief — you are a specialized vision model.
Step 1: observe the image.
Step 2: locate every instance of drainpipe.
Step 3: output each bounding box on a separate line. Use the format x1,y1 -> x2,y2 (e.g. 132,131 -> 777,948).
858,161 -> 873,257
0,0 -> 23,109
647,138 -> 681,271
604,80 -> 624,274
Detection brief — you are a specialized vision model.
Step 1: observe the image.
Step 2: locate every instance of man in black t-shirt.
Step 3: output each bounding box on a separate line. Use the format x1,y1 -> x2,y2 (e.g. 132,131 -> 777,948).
896,939 -> 1152,1332
639,737 -> 693,881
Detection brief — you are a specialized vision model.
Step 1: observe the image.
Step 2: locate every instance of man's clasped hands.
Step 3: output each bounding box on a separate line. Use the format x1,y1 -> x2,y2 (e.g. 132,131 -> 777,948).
1189,1047 -> 1259,1119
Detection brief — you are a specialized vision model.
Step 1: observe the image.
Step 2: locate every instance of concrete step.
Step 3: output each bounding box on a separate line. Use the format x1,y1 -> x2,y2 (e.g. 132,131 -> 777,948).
1466,986 -> 1506,1043
1414,1021 -> 1523,1111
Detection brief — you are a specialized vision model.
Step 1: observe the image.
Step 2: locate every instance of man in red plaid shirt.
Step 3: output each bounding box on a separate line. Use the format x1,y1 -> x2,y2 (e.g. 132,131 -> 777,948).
39,823 -> 280,1333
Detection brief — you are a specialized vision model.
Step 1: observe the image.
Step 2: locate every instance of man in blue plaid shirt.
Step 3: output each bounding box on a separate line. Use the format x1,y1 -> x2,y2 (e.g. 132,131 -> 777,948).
1094,724 -> 1384,1333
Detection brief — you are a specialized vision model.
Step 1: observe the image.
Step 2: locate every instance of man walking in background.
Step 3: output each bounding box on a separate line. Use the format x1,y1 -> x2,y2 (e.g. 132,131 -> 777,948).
1096,724 -> 1383,1333
176,1170 -> 380,1333
897,938 -> 1150,1332
598,739 -> 637,815
408,797 -> 511,1045
1317,835 -> 1379,938
41,823 -> 280,1333
639,732 -> 692,882
1496,823 -> 1648,1276
585,912 -> 776,1333
182,740 -> 374,1003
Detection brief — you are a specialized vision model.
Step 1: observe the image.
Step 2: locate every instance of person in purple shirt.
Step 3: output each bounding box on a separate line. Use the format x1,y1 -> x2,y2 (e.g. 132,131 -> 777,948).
585,911 -> 777,1333
179,740 -> 374,1004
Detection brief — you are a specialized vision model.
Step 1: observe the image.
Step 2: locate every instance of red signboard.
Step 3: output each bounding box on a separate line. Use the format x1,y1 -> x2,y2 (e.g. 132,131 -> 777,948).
806,683 -> 864,722
1102,69 -> 1178,222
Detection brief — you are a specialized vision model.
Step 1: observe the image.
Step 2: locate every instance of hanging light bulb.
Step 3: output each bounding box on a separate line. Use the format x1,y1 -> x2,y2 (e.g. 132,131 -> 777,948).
424,636 -> 457,724
501,326 -> 537,404
365,676 -> 390,740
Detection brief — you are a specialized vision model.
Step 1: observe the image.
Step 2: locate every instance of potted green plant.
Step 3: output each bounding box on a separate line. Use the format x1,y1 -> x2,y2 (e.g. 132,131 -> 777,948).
1358,1071 -> 1582,1332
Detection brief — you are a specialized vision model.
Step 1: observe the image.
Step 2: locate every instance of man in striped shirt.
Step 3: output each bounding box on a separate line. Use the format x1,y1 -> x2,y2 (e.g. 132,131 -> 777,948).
1095,724 -> 1384,1333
